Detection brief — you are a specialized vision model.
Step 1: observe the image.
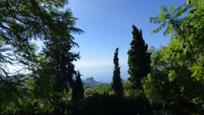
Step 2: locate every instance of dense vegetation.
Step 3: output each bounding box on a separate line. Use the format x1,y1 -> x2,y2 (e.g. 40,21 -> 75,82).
0,0 -> 204,114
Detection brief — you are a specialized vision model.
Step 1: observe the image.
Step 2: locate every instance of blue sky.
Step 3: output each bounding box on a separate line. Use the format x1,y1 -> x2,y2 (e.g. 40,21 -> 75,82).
68,0 -> 185,82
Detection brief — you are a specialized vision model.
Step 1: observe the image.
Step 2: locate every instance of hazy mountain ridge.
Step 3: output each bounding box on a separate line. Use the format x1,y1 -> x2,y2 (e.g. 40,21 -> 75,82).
83,77 -> 104,87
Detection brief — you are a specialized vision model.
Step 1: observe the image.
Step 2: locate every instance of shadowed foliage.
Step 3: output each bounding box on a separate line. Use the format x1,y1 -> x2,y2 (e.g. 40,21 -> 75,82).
70,94 -> 152,115
71,71 -> 84,102
111,48 -> 124,96
128,25 -> 151,90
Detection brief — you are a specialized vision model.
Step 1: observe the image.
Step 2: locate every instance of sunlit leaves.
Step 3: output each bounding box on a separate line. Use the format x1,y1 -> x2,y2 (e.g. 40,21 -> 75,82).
148,1 -> 204,111
190,56 -> 204,80
168,70 -> 176,82
150,4 -> 190,35
142,74 -> 162,106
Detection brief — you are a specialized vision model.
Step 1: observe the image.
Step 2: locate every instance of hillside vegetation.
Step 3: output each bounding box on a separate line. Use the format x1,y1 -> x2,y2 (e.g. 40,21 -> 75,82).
0,0 -> 204,114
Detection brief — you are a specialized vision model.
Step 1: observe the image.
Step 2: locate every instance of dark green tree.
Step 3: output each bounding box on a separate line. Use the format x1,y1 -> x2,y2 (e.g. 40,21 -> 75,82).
0,0 -> 75,99
128,25 -> 151,90
29,0 -> 83,92
0,0 -> 83,98
111,48 -> 123,96
71,71 -> 84,102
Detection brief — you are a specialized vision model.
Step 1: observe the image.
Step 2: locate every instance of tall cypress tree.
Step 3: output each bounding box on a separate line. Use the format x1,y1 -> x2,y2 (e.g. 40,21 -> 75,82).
71,71 -> 84,102
112,48 -> 124,95
128,25 -> 150,90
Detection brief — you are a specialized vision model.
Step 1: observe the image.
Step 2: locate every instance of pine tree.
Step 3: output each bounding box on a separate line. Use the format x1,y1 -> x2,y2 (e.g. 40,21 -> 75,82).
128,25 -> 151,90
112,48 -> 124,96
71,71 -> 84,102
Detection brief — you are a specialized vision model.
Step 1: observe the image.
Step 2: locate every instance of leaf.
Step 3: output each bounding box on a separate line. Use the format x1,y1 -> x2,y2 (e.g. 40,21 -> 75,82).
168,70 -> 177,82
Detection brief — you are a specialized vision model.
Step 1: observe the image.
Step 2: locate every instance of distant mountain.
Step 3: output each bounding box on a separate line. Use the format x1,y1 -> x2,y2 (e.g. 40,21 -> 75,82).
83,77 -> 103,88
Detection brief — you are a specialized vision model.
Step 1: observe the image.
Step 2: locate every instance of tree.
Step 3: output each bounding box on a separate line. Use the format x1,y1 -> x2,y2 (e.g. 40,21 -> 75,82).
128,25 -> 151,90
0,0 -> 69,112
0,0 -> 84,113
0,0 -> 83,104
29,0 -> 83,92
71,71 -> 84,102
111,48 -> 123,96
147,1 -> 204,113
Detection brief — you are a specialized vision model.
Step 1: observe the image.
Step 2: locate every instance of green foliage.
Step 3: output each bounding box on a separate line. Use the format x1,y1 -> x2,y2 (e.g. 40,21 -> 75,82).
71,71 -> 84,102
70,94 -> 152,115
146,2 -> 204,113
1,0 -> 204,114
123,81 -> 131,90
168,70 -> 176,82
0,0 -> 84,113
128,25 -> 151,90
35,0 -> 83,92
149,4 -> 189,35
1,93 -> 72,114
142,74 -> 162,107
111,48 -> 124,95
84,88 -> 96,97
143,48 -> 204,114
94,84 -> 112,95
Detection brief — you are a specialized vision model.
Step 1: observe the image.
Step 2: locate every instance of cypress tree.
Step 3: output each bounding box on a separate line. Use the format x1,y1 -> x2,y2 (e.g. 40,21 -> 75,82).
112,48 -> 124,95
71,71 -> 84,102
128,25 -> 151,90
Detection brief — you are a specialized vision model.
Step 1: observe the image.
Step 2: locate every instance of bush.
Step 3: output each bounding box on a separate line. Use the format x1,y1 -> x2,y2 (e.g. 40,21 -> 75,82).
84,88 -> 96,97
70,94 -> 152,115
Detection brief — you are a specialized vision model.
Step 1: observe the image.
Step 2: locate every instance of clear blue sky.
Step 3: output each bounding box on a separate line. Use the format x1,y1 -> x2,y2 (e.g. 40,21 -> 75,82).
68,0 -> 185,82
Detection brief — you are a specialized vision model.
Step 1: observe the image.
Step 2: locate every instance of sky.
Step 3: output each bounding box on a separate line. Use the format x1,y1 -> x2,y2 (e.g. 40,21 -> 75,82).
67,0 -> 185,82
